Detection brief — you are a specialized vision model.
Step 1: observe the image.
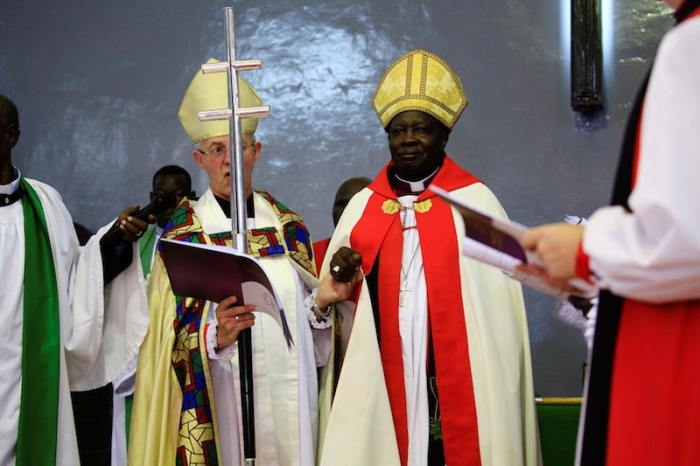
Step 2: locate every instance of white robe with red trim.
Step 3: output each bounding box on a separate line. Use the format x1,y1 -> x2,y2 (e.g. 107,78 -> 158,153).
577,11 -> 700,466
317,178 -> 540,466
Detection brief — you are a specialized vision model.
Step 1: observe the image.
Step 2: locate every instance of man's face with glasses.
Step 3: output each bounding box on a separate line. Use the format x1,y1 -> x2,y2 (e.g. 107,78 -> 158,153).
192,134 -> 260,200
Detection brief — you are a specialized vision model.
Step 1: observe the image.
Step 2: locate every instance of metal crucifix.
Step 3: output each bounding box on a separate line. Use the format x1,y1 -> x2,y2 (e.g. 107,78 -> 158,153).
197,7 -> 270,466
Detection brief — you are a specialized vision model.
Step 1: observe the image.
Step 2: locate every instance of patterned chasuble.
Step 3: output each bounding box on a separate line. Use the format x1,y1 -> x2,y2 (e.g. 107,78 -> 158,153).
161,191 -> 315,466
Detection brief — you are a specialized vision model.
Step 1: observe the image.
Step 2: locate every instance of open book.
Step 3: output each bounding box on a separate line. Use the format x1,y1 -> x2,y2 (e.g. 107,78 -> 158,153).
429,186 -> 596,300
159,238 -> 294,348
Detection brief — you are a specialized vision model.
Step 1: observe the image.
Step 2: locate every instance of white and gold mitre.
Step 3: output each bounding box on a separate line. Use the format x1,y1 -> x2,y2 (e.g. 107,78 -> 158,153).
372,49 -> 468,131
178,58 -> 263,144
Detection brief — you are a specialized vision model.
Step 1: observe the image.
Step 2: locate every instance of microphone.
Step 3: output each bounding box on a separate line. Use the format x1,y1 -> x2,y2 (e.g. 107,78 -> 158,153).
100,193 -> 178,247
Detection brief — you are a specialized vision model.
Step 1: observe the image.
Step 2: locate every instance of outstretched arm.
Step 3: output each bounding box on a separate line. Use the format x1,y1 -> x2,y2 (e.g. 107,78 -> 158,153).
100,205 -> 154,283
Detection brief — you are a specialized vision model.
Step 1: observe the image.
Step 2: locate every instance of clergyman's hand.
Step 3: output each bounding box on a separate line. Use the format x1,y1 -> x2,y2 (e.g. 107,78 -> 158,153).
215,296 -> 256,349
316,247 -> 364,309
328,246 -> 362,283
111,205 -> 155,243
521,222 -> 583,281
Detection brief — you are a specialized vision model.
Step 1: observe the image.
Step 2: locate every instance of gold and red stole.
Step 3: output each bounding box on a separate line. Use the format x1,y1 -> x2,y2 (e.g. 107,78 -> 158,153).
349,156 -> 483,466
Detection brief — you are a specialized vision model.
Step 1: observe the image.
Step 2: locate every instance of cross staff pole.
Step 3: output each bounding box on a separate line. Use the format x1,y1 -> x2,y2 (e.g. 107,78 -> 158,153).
198,7 -> 270,466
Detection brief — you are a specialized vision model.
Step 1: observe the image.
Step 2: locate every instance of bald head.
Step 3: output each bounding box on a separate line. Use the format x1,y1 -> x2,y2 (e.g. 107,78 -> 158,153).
0,95 -> 21,179
0,94 -> 19,129
332,176 -> 372,226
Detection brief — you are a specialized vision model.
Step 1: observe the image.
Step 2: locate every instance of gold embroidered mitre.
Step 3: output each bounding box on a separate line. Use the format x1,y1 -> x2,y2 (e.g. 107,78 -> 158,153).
178,58 -> 263,143
372,49 -> 468,131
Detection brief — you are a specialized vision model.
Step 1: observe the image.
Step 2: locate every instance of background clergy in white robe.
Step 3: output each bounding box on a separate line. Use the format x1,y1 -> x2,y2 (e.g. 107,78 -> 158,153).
0,93 -> 150,465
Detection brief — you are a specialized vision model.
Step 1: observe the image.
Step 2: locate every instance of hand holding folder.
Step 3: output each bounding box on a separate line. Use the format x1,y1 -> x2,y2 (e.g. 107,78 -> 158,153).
429,185 -> 596,300
159,238 -> 294,348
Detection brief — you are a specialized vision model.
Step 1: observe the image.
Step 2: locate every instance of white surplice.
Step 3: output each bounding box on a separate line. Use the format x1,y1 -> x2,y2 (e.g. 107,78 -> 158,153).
0,175 -> 149,466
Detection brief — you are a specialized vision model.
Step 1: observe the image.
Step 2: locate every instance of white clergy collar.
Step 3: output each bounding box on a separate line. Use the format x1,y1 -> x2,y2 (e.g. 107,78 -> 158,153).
0,168 -> 22,206
394,165 -> 440,195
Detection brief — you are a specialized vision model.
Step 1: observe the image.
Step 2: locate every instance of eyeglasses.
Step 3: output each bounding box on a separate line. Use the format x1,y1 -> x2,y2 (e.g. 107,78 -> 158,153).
197,144 -> 253,160
197,146 -> 230,160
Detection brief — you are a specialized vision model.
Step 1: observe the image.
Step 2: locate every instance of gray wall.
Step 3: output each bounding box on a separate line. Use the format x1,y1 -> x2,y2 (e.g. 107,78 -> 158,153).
0,0 -> 676,396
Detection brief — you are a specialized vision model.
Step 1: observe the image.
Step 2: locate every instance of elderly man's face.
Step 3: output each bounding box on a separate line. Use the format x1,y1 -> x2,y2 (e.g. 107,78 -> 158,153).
387,111 -> 448,181
193,134 -> 260,199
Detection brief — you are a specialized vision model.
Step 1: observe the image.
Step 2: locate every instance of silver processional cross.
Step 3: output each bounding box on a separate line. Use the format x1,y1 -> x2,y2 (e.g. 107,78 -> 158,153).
197,7 -> 270,466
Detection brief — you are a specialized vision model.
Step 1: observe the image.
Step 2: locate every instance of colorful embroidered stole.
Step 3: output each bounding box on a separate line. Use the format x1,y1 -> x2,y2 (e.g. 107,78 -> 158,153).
17,178 -> 60,466
250,191 -> 316,276
161,191 -> 313,466
350,157 -> 482,466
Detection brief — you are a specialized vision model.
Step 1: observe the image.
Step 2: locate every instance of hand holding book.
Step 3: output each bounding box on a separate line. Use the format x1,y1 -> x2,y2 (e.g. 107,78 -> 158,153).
518,221 -> 596,297
212,295 -> 257,349
159,238 -> 295,348
429,186 -> 596,300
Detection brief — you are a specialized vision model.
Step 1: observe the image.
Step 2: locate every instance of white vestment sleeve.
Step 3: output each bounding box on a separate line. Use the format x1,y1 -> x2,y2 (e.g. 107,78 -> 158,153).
68,221 -> 150,391
585,19 -> 700,303
32,185 -> 151,392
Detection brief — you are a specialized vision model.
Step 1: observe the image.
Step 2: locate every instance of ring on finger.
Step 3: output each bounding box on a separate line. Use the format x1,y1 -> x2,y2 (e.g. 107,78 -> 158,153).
235,316 -> 240,322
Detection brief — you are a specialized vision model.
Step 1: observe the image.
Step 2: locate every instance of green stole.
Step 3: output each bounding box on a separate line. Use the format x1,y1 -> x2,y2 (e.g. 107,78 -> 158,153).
16,178 -> 60,465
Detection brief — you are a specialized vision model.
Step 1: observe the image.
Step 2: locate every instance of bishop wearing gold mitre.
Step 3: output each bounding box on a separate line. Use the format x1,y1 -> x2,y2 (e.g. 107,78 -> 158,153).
315,50 -> 541,466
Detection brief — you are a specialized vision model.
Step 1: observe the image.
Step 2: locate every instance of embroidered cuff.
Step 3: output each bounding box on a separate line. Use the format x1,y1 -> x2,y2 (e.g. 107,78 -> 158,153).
305,287 -> 332,330
205,321 -> 237,360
